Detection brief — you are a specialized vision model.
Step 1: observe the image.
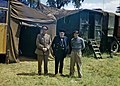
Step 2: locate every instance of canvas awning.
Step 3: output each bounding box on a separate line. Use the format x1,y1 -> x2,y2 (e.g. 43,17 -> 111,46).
10,1 -> 56,24
36,3 -> 79,19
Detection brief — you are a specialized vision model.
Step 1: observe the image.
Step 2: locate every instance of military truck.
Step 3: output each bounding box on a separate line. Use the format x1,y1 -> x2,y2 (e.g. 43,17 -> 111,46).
0,0 -> 9,62
57,9 -> 120,58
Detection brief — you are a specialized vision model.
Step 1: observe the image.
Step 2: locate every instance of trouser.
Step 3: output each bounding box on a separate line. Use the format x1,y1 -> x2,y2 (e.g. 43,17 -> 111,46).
55,57 -> 64,74
54,50 -> 66,75
37,54 -> 48,74
70,50 -> 82,77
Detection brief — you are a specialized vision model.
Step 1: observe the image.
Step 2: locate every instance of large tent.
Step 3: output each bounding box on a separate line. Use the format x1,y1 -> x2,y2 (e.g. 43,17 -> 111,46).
6,0 -> 56,62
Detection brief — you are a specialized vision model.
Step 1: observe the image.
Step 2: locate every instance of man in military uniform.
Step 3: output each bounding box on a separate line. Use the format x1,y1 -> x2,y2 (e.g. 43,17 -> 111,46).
70,31 -> 85,78
52,30 -> 69,75
35,26 -> 51,75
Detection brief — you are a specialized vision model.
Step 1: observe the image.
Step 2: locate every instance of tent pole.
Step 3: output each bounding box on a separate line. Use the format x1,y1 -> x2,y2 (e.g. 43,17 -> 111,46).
6,0 -> 10,64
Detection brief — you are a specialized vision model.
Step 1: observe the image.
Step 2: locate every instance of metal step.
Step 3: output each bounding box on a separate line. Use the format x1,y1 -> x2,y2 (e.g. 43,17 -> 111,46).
90,40 -> 102,59
91,41 -> 97,44
92,45 -> 98,48
95,52 -> 101,54
93,48 -> 100,50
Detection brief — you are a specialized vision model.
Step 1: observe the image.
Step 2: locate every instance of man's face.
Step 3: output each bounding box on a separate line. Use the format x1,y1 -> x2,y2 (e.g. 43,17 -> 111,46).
43,29 -> 48,34
59,32 -> 65,38
74,33 -> 79,38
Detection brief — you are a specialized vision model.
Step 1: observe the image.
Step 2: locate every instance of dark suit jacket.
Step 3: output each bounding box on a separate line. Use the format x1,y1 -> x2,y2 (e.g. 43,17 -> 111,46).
52,35 -> 69,58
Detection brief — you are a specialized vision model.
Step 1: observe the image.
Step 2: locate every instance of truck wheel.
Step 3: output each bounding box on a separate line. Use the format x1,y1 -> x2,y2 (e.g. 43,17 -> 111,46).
111,41 -> 119,53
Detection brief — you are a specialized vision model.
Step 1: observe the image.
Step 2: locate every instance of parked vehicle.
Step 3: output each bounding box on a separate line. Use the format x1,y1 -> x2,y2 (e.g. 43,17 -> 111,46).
57,9 -> 120,58
0,0 -> 9,62
99,10 -> 120,53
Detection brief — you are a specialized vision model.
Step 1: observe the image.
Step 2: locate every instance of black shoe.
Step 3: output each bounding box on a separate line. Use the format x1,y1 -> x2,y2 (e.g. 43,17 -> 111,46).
69,74 -> 74,78
78,74 -> 82,78
55,72 -> 58,75
38,73 -> 41,75
44,72 -> 48,75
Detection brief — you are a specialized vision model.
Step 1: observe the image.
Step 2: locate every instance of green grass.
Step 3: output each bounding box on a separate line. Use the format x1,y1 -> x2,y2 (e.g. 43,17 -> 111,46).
0,55 -> 120,86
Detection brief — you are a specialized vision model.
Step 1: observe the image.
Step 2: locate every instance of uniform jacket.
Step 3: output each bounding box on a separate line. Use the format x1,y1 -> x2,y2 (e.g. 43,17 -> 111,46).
35,33 -> 51,55
52,35 -> 69,57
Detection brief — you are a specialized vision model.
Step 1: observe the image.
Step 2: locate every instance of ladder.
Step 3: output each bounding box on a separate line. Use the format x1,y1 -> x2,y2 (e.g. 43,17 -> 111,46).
90,40 -> 102,59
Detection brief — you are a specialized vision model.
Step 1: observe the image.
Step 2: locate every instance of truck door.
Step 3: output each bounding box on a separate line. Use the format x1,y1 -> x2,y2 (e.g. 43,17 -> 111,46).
89,12 -> 95,39
107,13 -> 115,37
79,11 -> 89,40
94,14 -> 102,44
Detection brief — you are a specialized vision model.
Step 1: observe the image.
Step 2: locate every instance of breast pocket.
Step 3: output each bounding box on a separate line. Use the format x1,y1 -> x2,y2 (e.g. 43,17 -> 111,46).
39,37 -> 44,44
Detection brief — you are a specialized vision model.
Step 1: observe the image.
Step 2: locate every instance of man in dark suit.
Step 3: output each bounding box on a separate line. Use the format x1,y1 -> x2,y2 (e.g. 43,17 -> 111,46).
52,30 -> 69,75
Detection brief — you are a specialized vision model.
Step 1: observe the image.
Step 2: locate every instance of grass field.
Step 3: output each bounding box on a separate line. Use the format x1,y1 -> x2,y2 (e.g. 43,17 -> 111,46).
0,54 -> 120,86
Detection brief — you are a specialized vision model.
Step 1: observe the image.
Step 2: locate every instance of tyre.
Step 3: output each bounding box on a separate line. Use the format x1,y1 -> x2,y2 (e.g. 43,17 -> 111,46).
111,41 -> 119,53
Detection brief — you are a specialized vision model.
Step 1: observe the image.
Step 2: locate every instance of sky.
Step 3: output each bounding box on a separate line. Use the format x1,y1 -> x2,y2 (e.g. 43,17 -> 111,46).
41,0 -> 120,13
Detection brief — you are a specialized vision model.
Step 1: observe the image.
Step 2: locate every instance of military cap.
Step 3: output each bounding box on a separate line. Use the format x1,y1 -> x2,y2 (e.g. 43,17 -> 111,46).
42,26 -> 48,30
59,29 -> 65,32
73,30 -> 79,34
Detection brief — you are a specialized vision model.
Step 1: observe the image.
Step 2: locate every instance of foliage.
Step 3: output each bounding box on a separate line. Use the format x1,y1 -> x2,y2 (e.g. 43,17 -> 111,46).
0,54 -> 120,86
47,0 -> 84,9
18,0 -> 84,9
18,0 -> 40,8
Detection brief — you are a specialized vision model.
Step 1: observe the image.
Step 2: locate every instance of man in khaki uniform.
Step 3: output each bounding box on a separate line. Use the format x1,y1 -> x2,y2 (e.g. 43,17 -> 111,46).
70,31 -> 85,78
35,26 -> 51,75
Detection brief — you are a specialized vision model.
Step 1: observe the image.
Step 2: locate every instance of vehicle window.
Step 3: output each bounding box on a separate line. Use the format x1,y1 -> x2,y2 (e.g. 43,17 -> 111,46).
0,10 -> 7,23
0,0 -> 8,8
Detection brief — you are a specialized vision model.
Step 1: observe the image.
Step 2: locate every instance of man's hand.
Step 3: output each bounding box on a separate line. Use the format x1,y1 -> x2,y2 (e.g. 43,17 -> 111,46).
43,48 -> 48,52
